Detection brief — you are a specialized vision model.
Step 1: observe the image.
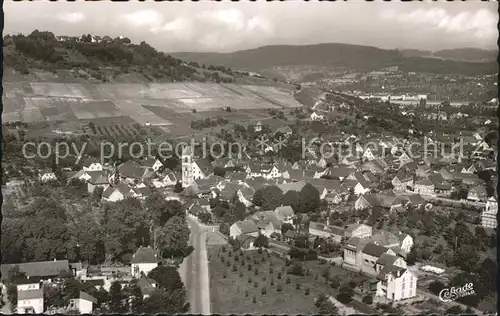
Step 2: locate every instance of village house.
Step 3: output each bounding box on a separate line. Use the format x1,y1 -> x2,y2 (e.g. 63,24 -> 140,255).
391,173 -> 414,193
274,205 -> 295,223
467,185 -> 488,202
344,223 -> 372,239
130,247 -> 158,279
140,158 -> 164,172
81,157 -> 103,172
15,277 -> 42,292
372,264 -> 417,303
68,291 -> 97,314
413,179 -> 435,196
87,171 -> 110,193
310,112 -> 324,121
482,196 -> 498,229
237,187 -> 255,207
39,169 -> 57,182
1,260 -> 73,283
137,276 -> 157,299
343,237 -> 370,267
254,121 -> 263,132
17,288 -> 44,314
102,183 -> 134,202
229,220 -> 259,239
308,222 -> 345,243
245,164 -> 280,179
361,243 -> 396,273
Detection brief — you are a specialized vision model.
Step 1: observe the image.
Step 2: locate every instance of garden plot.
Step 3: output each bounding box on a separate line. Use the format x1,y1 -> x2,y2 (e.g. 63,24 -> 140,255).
71,100 -> 126,119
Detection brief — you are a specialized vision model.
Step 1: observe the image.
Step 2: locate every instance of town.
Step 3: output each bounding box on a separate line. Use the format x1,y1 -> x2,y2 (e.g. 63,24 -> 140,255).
1,3 -> 498,315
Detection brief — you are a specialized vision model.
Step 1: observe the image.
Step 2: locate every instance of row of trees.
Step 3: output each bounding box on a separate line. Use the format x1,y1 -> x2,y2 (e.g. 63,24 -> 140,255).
252,183 -> 324,214
2,184 -> 191,265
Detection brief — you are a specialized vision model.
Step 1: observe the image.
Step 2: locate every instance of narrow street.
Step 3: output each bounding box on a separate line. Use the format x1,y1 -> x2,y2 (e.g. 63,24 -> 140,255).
179,217 -> 212,315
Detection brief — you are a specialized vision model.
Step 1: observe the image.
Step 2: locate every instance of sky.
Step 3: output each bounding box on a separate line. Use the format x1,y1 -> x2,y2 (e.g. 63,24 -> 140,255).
4,1 -> 498,53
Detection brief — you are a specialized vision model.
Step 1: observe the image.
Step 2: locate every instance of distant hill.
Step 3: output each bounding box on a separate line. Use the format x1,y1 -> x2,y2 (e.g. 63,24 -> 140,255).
171,43 -> 498,76
433,48 -> 498,62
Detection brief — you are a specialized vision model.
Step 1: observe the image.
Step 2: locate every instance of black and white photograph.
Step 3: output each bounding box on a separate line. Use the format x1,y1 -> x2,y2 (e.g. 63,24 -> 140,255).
0,1 -> 498,314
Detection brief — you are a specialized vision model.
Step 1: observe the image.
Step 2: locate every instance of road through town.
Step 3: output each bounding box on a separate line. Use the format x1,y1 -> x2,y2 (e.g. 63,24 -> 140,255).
179,217 -> 211,315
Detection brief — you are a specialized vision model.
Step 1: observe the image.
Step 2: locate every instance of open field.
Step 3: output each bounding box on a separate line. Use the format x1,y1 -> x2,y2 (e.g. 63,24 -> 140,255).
3,82 -> 302,134
208,245 -> 370,314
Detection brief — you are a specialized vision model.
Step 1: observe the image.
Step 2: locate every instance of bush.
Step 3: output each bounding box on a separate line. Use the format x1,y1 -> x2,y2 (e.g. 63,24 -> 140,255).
253,296 -> 257,303
232,264 -> 237,272
223,272 -> 227,279
305,288 -> 310,296
277,284 -> 283,292
248,264 -> 252,271
226,261 -> 230,267
296,283 -> 301,290
239,271 -> 243,277
221,257 -> 225,263
254,268 -> 259,276
277,272 -> 282,279
253,281 -> 258,288
286,277 -> 291,284
261,287 -> 267,295
270,278 -> 274,286
248,277 -> 252,284
362,295 -> 373,305
245,290 -> 249,297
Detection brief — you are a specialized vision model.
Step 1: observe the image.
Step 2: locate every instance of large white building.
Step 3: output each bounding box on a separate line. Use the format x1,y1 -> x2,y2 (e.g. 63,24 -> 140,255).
482,196 -> 498,229
17,289 -> 44,314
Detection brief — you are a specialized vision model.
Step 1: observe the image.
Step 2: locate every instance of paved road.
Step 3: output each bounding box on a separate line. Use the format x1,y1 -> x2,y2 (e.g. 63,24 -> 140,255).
180,217 -> 212,315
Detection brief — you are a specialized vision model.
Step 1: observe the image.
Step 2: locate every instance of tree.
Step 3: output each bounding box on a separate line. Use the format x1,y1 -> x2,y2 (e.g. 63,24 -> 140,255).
406,245 -> 417,265
173,181 -> 183,193
234,202 -> 246,221
298,183 -> 320,213
315,293 -> 339,314
281,223 -> 294,235
428,280 -> 445,295
157,215 -> 191,259
337,284 -> 354,303
281,190 -> 301,212
253,186 -> 283,210
362,295 -> 373,305
147,266 -> 184,292
141,289 -> 189,313
92,186 -> 104,201
128,280 -> 144,312
254,234 -> 269,248
109,281 -> 127,313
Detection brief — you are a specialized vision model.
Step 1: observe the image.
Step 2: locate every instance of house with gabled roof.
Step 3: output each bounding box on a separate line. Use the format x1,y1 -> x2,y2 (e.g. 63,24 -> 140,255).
137,276 -> 157,299
467,185 -> 487,202
413,178 -> 435,196
131,246 -> 158,278
361,242 -> 396,272
87,171 -> 110,193
230,220 -> 259,239
17,288 -> 44,314
68,291 -> 98,314
81,157 -> 103,172
344,223 -> 372,239
374,265 -> 417,302
343,236 -> 370,267
39,169 -> 57,182
274,205 -> 295,223
140,158 -> 163,172
117,161 -> 146,184
237,187 -> 255,207
391,172 -> 414,193
102,183 -> 134,202
309,222 -> 345,242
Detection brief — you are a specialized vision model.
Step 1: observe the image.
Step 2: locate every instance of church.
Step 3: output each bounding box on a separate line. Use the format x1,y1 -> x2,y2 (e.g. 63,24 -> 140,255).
181,146 -> 214,188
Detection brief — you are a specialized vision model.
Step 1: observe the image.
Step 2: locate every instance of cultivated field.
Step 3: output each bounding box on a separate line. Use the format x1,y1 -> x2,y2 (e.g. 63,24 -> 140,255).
208,246 -> 370,314
3,82 -> 302,132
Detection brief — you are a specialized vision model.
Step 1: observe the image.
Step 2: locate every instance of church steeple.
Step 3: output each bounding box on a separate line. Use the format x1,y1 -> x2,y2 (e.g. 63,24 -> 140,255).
181,145 -> 193,188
